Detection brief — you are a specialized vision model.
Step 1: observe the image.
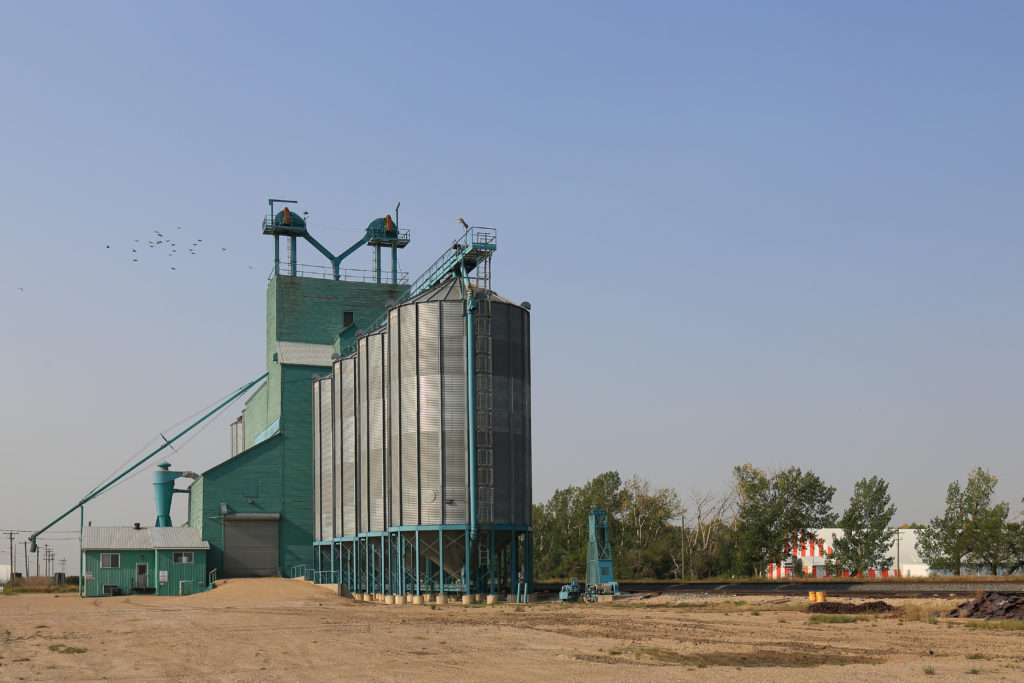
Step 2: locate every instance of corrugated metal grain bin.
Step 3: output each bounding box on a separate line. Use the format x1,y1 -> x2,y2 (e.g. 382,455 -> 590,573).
337,356 -> 358,537
387,279 -> 531,528
358,329 -> 389,533
318,375 -> 334,540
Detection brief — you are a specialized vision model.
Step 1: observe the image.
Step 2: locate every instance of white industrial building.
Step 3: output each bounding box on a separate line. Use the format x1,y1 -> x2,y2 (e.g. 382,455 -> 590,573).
767,528 -> 930,578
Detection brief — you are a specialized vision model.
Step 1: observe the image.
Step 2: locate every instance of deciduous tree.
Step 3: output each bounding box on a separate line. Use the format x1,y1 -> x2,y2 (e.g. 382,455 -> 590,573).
827,476 -> 897,575
733,464 -> 836,576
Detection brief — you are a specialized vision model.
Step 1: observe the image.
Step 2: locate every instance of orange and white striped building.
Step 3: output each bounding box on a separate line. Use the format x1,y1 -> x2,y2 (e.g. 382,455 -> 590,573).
765,528 -> 929,578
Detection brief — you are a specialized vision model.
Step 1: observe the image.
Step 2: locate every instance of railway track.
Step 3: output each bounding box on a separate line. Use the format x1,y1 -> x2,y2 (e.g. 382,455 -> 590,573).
533,580 -> 1024,598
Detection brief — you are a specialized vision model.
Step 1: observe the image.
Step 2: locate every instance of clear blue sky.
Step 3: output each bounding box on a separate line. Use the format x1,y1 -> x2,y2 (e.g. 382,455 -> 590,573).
2,1 -> 1022,570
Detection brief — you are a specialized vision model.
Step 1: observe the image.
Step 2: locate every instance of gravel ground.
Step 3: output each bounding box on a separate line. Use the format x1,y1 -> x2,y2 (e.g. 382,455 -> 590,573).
2,579 -> 1022,681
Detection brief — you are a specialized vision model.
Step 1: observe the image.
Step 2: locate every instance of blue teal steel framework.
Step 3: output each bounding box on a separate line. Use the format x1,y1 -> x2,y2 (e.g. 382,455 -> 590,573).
314,526 -> 533,600
308,221 -> 533,600
263,199 -> 410,283
586,509 -> 619,594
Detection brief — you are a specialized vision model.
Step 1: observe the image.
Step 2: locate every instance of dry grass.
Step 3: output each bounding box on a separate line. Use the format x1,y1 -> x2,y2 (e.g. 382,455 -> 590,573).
960,619 -> 1024,631
809,614 -> 868,624
1,577 -> 77,594
903,601 -> 949,624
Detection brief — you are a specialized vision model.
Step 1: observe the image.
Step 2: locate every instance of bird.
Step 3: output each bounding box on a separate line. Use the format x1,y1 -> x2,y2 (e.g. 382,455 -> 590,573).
17,287 -> 23,293
132,259 -> 138,262
171,267 -> 176,270
248,266 -> 254,269
458,218 -> 469,230
221,247 -> 226,251
106,244 -> 110,248
134,239 -> 140,243
177,226 -> 182,230
132,249 -> 136,253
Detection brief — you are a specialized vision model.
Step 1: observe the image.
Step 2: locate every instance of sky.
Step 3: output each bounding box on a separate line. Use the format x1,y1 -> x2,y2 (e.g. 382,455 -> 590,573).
1,1 -> 1022,573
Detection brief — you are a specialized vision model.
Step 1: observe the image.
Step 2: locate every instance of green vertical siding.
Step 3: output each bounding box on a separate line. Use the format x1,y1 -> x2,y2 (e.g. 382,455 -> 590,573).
83,549 -> 208,597
198,433 -> 284,576
154,549 -> 208,595
83,550 -> 155,598
243,380 -> 272,448
198,275 -> 406,577
188,477 -> 204,535
271,276 -> 407,349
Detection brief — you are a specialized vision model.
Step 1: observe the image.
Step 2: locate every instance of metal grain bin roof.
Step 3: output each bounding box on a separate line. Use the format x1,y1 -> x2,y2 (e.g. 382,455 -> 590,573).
404,277 -> 520,307
82,526 -> 209,551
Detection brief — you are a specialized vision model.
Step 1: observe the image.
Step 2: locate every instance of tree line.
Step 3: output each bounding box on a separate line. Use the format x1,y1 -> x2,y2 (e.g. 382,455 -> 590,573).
531,465 -> 1024,580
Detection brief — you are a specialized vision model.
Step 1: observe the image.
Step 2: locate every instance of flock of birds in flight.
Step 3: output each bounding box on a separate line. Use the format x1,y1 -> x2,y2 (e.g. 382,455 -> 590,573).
104,226 -> 255,271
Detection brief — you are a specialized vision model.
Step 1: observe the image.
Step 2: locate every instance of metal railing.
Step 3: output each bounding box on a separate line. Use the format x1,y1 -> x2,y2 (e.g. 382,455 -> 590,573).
269,262 -> 410,283
289,564 -> 307,579
336,225 -> 498,357
407,226 -> 496,296
207,569 -> 217,585
312,570 -> 337,584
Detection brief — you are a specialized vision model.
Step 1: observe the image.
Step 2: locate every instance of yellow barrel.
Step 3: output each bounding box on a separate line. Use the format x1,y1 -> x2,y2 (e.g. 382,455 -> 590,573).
808,591 -> 817,603
815,591 -> 826,603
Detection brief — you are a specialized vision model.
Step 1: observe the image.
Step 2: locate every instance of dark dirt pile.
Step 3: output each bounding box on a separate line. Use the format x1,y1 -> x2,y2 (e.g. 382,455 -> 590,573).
947,592 -> 1024,620
808,600 -> 897,614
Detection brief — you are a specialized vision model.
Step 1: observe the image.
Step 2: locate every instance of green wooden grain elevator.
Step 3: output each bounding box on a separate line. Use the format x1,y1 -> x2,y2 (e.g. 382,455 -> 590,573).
188,201 -> 409,577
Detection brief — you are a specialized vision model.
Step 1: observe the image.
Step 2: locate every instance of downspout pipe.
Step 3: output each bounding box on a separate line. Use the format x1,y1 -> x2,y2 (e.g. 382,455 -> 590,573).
301,231 -> 373,281
29,372 -> 269,553
458,265 -> 478,547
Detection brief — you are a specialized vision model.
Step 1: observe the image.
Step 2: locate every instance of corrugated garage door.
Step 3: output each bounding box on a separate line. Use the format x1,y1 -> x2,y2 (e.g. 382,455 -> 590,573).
224,519 -> 279,577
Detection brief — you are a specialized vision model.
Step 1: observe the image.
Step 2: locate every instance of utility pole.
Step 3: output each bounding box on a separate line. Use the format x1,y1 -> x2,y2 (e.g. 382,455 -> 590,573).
43,545 -> 49,577
36,546 -> 39,576
7,531 -> 15,581
23,541 -> 29,578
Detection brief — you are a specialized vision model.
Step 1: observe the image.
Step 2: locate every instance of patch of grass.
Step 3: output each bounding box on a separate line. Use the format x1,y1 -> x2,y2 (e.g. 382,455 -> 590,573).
730,600 -> 747,606
923,666 -> 936,675
750,610 -> 760,616
48,644 -> 87,654
34,625 -> 48,629
625,648 -> 881,668
636,647 -> 689,665
966,653 -> 987,660
608,650 -> 623,656
961,619 -> 1024,631
809,614 -> 867,624
966,668 -> 981,675
13,657 -> 30,662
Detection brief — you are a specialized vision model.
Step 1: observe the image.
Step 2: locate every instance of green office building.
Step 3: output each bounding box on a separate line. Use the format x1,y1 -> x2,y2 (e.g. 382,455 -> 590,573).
81,526 -> 209,597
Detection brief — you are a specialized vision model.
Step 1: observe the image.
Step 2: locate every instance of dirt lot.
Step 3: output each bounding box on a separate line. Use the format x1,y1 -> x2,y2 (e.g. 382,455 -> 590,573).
1,579 -> 1022,681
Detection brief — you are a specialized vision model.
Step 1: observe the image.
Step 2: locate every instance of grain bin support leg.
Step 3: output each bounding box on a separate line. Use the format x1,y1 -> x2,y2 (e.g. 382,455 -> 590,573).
489,528 -> 495,595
